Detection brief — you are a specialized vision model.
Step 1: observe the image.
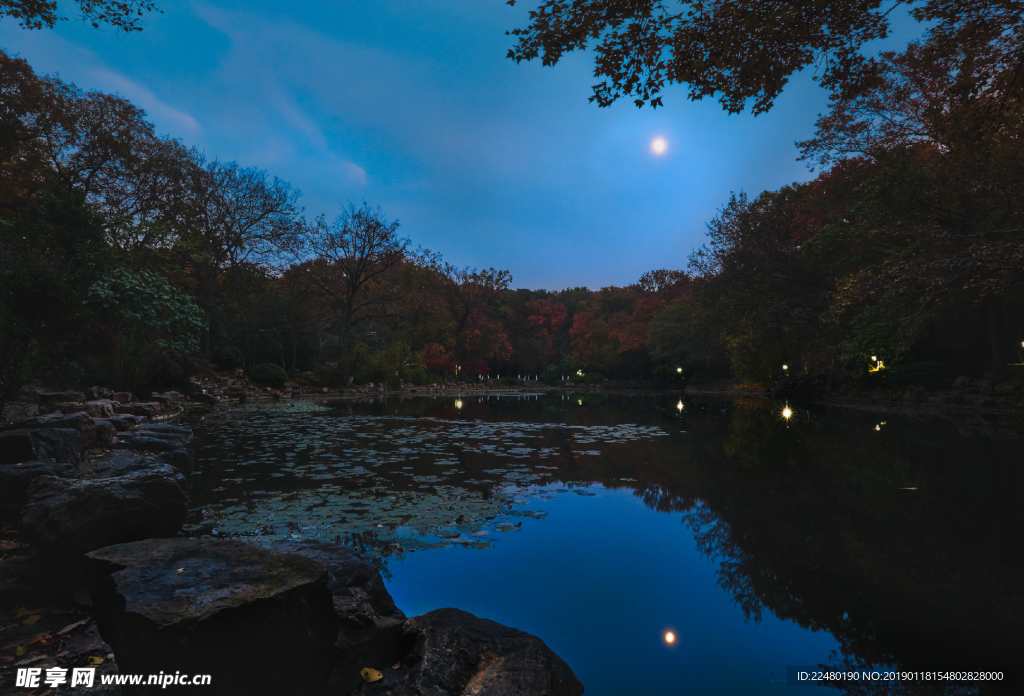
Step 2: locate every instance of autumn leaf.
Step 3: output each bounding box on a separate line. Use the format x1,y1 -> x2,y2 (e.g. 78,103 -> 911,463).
22,615 -> 41,626
89,656 -> 105,666
360,667 -> 383,682
15,645 -> 25,656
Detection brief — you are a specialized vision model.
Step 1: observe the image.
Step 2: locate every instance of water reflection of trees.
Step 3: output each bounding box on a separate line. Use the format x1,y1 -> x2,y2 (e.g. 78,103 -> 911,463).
624,399 -> 1022,695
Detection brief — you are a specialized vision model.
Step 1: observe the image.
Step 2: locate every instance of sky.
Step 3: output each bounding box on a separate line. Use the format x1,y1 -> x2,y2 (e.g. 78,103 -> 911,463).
0,1 -> 918,290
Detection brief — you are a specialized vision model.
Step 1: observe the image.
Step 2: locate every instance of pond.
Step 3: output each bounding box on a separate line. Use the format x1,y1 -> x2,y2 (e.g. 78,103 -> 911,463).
183,394 -> 1023,695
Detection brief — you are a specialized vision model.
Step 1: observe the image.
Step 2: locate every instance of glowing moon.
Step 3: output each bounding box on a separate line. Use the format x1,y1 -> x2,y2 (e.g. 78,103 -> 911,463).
664,630 -> 676,644
651,137 -> 667,154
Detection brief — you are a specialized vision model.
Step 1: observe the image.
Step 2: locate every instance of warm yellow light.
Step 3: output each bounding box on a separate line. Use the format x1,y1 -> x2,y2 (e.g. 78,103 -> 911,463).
677,401 -> 684,411
455,400 -> 463,409
875,424 -> 880,431
576,369 -> 583,376
871,356 -> 877,361
782,407 -> 793,420
782,364 -> 788,370
676,367 -> 682,373
577,399 -> 583,405
663,630 -> 676,644
651,137 -> 667,155
868,359 -> 886,373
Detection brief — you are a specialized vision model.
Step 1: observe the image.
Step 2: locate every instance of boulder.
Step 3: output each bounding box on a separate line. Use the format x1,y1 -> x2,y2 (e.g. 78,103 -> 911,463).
0,460 -> 77,521
953,375 -> 971,388
356,608 -> 584,696
131,402 -> 163,418
0,428 -> 85,465
112,391 -> 132,403
21,466 -> 187,555
155,448 -> 195,476
87,539 -> 339,695
114,435 -> 183,453
38,391 -> 85,404
83,400 -> 118,418
90,451 -> 164,478
93,418 -> 117,446
2,402 -> 38,421
107,415 -> 141,431
137,424 -> 193,444
248,540 -> 406,695
1,411 -> 97,448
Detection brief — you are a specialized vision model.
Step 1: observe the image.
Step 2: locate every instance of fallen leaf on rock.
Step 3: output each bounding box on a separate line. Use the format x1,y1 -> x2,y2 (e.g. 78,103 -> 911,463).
88,656 -> 105,666
0,540 -> 19,550
391,662 -> 401,670
175,568 -> 185,574
0,655 -> 13,663
22,615 -> 41,626
360,667 -> 382,682
15,645 -> 25,656
57,619 -> 91,635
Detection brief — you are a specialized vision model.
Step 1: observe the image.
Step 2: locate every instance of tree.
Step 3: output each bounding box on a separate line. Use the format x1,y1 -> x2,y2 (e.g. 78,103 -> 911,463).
1,0 -> 159,31
306,203 -> 410,356
505,0 -> 1024,114
88,267 -> 204,391
178,158 -> 306,358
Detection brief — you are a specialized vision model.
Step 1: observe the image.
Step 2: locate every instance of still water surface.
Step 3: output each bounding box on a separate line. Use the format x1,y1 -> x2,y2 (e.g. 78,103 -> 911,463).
184,394 -> 1023,695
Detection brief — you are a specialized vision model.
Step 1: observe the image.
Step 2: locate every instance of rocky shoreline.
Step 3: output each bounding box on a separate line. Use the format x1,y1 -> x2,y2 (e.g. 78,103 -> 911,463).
0,388 -> 585,695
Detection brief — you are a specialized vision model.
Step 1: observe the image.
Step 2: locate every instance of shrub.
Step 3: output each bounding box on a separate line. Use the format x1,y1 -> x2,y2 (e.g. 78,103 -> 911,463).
213,347 -> 245,371
250,362 -> 288,388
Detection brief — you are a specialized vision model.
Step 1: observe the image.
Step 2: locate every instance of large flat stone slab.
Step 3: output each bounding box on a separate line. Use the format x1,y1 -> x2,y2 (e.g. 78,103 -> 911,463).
87,538 -> 338,695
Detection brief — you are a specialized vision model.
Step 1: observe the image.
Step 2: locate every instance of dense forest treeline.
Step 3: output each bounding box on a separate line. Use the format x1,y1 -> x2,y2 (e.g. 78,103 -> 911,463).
2,23 -> 1023,405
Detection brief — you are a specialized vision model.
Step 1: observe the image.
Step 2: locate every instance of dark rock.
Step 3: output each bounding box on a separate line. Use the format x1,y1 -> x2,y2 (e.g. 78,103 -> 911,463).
131,402 -> 163,418
0,428 -> 85,465
953,375 -> 971,388
114,435 -> 181,453
248,539 -> 406,695
93,418 -> 117,446
356,608 -> 584,696
1,411 -> 97,448
0,554 -> 77,604
38,391 -> 85,404
154,448 -> 195,476
2,402 -> 38,421
107,415 -> 141,431
112,391 -> 132,403
137,424 -> 192,444
21,466 -> 187,555
150,392 -> 181,407
83,400 -> 118,418
0,460 -> 77,521
87,538 -> 338,695
90,450 -> 163,478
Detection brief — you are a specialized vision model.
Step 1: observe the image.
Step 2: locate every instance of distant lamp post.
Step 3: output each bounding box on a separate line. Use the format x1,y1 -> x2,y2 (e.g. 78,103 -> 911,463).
455,399 -> 463,409
782,406 -> 793,421
868,356 -> 886,372
676,367 -> 682,373
576,369 -> 584,376
782,364 -> 788,371
677,400 -> 684,411
578,399 -> 583,405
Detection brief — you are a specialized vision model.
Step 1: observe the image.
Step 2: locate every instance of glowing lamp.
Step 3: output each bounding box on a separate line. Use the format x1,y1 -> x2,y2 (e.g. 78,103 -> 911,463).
782,364 -> 788,371
782,407 -> 793,420
677,401 -> 684,411
676,367 -> 682,373
455,400 -> 463,409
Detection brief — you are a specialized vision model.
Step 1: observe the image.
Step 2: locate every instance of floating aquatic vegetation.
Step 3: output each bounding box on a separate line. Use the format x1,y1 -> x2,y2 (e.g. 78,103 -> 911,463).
184,399 -> 666,558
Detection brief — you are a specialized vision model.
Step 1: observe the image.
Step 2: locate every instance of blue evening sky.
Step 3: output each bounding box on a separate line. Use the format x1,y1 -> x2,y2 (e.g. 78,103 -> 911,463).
0,1 -> 918,289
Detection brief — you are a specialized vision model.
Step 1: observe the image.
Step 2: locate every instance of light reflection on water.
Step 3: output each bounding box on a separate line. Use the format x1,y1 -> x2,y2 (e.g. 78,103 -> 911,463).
185,395 -> 1023,695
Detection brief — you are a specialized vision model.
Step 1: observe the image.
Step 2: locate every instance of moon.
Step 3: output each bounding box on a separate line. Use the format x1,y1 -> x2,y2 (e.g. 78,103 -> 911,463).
651,137 -> 667,155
